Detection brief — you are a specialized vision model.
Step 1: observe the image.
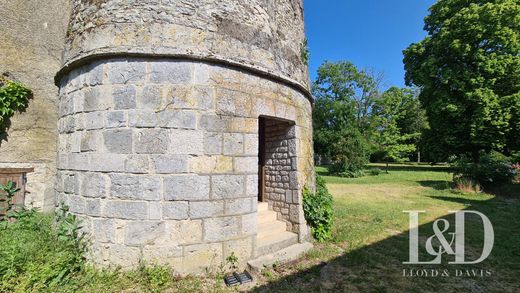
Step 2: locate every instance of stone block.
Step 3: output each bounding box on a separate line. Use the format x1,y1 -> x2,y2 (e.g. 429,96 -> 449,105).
190,155 -> 232,174
199,114 -> 229,132
162,201 -> 189,220
88,153 -> 125,172
102,200 -> 148,220
241,213 -> 257,236
223,237 -> 253,269
85,111 -> 105,130
81,131 -> 101,152
107,244 -> 141,268
142,245 -> 183,266
211,175 -> 245,199
233,156 -> 257,173
169,220 -> 203,245
223,133 -> 244,155
128,109 -> 159,128
85,198 -> 102,216
135,129 -> 169,154
170,129 -> 203,154
110,174 -> 161,201
203,216 -> 240,242
204,132 -> 222,155
88,61 -> 105,86
158,110 -> 197,129
182,243 -> 223,274
225,197 -> 253,215
108,60 -> 146,84
139,85 -> 164,110
149,202 -> 162,220
150,61 -> 192,84
151,154 -> 189,174
244,133 -> 258,155
189,200 -> 224,219
164,175 -> 210,201
125,221 -> 166,246
104,129 -> 133,154
112,85 -> 137,110
80,172 -> 107,198
124,155 -> 149,174
246,175 -> 258,197
92,218 -> 116,243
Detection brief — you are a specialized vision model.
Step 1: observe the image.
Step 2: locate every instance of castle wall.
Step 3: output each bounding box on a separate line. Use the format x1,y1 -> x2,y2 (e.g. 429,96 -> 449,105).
56,59 -> 313,273
0,0 -> 70,211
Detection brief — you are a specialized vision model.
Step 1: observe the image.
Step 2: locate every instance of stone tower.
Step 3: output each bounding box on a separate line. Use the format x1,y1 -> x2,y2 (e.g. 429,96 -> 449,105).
54,0 -> 314,274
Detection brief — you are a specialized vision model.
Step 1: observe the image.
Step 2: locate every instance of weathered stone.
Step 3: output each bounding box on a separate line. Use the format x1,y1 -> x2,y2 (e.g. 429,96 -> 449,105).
92,218 -> 116,243
182,243 -> 223,274
150,61 -> 192,84
112,85 -> 137,110
102,200 -> 148,219
169,220 -> 203,245
190,155 -> 232,174
204,132 -> 222,155
211,175 -> 245,199
170,129 -> 203,154
189,201 -> 224,219
80,173 -> 107,198
103,129 -> 132,154
164,175 -> 210,201
151,155 -> 189,174
158,110 -> 196,129
233,156 -> 257,173
223,133 -> 244,155
108,60 -> 146,84
110,174 -> 161,201
88,154 -> 125,172
162,202 -> 189,220
128,110 -> 159,128
203,216 -> 240,242
85,112 -> 105,130
135,129 -> 169,154
125,221 -> 166,246
225,197 -> 253,215
139,85 -> 164,110
124,155 -> 149,174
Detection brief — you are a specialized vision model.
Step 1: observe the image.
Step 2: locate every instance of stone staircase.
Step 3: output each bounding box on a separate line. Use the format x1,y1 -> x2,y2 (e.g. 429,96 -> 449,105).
248,202 -> 312,272
256,202 -> 298,256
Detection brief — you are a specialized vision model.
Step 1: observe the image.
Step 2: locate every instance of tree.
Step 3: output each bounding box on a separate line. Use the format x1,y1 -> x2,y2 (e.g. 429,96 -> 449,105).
373,87 -> 426,168
403,0 -> 520,163
312,61 -> 382,175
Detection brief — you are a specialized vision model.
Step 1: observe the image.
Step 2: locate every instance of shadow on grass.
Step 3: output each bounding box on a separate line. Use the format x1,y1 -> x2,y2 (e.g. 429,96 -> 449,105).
418,180 -> 452,190
367,164 -> 453,173
251,195 -> 520,292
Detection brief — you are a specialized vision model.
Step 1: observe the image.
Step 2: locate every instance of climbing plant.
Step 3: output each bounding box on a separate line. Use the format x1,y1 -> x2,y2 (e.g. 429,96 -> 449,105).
0,73 -> 32,132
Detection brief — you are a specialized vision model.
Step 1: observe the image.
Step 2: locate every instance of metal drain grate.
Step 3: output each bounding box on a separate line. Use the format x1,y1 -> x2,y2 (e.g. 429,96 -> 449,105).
224,271 -> 253,287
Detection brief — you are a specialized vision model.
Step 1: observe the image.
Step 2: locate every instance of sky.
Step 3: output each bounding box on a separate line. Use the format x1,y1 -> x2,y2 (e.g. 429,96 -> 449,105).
304,0 -> 436,88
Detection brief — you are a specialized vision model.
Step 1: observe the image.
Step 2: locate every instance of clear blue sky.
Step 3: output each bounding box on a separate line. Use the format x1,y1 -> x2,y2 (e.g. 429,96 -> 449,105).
304,0 -> 436,88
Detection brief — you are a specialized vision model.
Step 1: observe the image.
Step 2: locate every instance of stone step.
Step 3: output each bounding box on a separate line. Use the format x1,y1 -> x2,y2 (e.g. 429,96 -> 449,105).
257,210 -> 277,224
258,201 -> 269,212
248,242 -> 313,273
256,230 -> 299,257
258,220 -> 287,234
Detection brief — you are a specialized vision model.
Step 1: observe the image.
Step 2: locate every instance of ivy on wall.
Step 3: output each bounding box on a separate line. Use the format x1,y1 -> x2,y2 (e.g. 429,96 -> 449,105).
0,73 -> 32,132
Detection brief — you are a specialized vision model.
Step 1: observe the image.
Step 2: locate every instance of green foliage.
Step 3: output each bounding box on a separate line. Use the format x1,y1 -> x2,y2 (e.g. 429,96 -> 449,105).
368,168 -> 382,176
312,61 -> 382,173
0,208 -> 87,291
303,175 -> 334,242
453,151 -> 517,187
225,252 -> 239,272
0,74 -> 32,132
300,38 -> 310,66
403,0 -> 520,161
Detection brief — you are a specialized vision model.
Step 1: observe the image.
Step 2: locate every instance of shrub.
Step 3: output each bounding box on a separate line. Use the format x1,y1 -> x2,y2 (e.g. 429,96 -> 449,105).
453,151 -> 517,188
0,73 -> 32,131
303,175 -> 334,242
368,168 -> 382,176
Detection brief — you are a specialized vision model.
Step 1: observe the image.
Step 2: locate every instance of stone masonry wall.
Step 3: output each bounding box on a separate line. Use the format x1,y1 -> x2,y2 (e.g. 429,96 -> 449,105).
264,119 -> 303,234
0,0 -> 70,211
57,58 -> 313,273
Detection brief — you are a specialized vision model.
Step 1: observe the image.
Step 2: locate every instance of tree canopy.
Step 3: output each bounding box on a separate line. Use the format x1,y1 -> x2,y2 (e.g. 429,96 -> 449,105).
403,0 -> 520,162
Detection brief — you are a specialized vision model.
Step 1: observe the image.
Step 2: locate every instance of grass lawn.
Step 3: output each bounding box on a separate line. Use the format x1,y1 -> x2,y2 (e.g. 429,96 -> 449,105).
252,164 -> 520,292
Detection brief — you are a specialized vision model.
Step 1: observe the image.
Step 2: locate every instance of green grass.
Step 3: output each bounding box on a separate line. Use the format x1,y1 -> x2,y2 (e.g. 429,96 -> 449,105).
253,164 -> 520,292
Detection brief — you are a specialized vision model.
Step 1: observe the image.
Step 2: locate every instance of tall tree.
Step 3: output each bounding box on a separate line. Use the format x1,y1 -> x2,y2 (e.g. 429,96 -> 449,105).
373,87 -> 426,167
403,0 -> 520,163
312,61 -> 381,174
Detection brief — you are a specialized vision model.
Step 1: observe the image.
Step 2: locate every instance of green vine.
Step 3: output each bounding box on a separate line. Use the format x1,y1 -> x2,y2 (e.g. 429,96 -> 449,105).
303,175 -> 334,242
0,73 -> 32,132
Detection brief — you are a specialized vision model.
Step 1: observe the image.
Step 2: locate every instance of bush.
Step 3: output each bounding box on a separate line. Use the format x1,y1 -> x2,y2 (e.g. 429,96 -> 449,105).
453,151 -> 517,188
368,168 -> 382,176
303,175 -> 334,242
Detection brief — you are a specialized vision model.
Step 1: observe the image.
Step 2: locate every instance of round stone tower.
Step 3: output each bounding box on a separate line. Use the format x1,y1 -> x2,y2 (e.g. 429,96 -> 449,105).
55,0 -> 314,274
